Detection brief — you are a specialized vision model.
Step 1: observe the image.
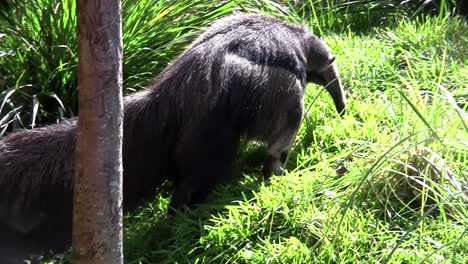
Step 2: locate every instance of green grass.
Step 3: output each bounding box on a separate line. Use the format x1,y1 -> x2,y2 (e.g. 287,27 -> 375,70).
1,0 -> 467,263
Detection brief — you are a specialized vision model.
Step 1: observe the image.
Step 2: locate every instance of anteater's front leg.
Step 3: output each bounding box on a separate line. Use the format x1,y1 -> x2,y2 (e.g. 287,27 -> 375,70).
262,96 -> 303,179
169,117 -> 240,211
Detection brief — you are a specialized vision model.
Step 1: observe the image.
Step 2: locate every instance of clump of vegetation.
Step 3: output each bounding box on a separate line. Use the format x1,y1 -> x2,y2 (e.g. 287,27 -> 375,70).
0,0 -> 235,132
1,0 -> 466,263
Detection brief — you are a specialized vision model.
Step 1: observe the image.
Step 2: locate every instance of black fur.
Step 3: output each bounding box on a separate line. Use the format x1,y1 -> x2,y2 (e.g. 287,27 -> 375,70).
0,14 -> 346,239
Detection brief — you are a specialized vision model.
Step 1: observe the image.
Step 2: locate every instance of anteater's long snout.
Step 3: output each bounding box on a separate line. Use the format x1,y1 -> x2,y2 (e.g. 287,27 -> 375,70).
324,63 -> 346,116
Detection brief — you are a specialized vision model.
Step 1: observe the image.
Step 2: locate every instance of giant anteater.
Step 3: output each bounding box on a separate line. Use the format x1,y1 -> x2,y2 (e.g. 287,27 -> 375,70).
0,14 -> 346,238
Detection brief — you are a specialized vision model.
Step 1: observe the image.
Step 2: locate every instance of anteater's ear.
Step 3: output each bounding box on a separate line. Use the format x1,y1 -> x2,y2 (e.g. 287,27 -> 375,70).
328,56 -> 335,65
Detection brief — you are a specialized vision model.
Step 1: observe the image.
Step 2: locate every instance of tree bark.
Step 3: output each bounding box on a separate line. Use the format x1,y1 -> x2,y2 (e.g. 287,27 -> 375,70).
73,0 -> 123,263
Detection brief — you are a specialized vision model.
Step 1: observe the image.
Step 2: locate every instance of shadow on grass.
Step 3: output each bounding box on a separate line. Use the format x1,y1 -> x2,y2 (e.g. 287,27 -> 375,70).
0,216 -> 72,264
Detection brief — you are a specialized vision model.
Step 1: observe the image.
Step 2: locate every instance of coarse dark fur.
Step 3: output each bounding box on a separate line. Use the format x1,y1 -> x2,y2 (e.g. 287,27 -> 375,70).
0,14 -> 346,241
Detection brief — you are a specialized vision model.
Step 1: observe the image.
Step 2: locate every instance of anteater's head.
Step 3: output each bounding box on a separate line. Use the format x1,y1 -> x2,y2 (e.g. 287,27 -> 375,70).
304,35 -> 346,116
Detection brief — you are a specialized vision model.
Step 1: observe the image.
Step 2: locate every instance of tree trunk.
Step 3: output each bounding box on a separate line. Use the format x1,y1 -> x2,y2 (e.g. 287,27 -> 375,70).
73,0 -> 123,263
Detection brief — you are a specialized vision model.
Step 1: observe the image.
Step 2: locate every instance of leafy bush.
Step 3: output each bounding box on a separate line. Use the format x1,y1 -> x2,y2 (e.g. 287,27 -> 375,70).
0,0 -> 236,133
